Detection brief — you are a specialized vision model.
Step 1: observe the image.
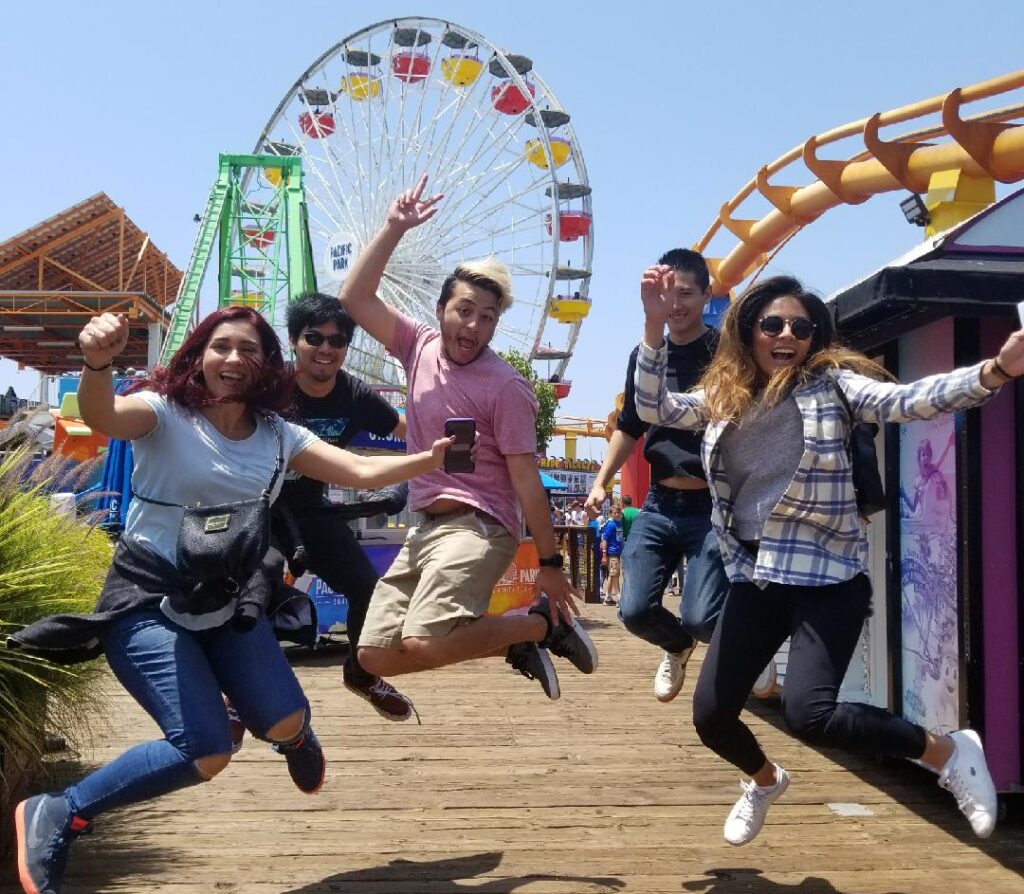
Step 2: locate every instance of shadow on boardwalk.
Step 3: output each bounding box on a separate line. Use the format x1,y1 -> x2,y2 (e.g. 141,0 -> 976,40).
282,851 -> 625,894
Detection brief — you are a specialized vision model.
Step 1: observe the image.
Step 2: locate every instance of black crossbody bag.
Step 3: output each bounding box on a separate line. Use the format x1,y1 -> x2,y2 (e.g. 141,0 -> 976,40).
132,415 -> 284,588
830,376 -> 886,517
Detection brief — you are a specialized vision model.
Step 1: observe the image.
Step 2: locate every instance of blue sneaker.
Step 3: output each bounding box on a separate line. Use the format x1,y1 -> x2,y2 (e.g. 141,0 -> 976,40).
15,792 -> 90,894
272,726 -> 326,794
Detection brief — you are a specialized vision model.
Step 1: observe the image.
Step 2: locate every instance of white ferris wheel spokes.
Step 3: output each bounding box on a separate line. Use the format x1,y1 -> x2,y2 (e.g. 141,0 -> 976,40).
251,16 -> 593,390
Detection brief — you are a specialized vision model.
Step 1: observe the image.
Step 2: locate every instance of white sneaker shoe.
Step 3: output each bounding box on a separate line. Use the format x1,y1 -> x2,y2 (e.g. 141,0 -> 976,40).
724,764 -> 790,846
939,729 -> 997,838
653,645 -> 694,703
751,658 -> 778,699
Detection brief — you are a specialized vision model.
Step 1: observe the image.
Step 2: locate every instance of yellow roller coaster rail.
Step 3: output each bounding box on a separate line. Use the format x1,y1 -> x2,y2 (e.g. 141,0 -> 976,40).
696,69 -> 1024,296
553,416 -> 612,439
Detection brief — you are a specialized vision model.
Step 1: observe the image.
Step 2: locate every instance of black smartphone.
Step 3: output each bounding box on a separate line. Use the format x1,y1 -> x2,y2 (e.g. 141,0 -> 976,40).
444,417 -> 476,473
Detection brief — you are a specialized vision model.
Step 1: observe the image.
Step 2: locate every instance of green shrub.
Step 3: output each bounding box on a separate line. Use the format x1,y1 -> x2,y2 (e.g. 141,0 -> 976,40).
0,447 -> 113,785
498,349 -> 557,454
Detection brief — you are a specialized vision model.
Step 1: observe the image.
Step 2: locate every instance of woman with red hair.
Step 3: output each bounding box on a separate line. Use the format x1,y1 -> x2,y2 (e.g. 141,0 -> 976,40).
10,307 -> 451,894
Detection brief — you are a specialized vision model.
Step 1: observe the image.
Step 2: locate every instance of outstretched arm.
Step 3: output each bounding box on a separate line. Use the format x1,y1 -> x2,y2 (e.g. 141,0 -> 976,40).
288,435 -> 452,490
338,174 -> 443,352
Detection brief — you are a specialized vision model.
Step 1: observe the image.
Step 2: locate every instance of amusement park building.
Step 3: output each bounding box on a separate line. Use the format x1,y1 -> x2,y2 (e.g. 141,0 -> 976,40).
827,186 -> 1024,795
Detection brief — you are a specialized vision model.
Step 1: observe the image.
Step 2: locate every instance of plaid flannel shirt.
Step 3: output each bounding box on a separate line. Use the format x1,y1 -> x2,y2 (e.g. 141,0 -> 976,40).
634,340 -> 998,589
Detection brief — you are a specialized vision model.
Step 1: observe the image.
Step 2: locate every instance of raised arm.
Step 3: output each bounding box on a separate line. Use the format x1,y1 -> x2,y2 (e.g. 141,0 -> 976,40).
634,265 -> 708,430
77,313 -> 157,440
288,435 -> 452,490
338,174 -> 443,352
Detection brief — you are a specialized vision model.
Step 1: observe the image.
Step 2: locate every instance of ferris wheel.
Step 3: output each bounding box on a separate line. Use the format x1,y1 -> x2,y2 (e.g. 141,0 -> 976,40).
248,16 -> 593,392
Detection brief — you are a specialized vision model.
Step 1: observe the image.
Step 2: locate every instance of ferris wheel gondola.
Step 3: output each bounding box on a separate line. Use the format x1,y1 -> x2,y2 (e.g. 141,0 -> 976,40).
248,16 -> 593,390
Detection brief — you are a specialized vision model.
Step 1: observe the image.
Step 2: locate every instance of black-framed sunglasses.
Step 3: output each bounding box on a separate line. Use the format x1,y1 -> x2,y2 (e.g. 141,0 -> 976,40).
302,331 -> 349,349
758,315 -> 816,341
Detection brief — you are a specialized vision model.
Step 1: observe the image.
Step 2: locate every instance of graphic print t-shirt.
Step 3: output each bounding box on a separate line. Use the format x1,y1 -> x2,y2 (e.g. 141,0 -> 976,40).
280,367 -> 400,510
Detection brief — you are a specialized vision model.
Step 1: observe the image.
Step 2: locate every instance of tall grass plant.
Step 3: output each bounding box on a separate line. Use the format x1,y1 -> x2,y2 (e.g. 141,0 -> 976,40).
0,445 -> 113,793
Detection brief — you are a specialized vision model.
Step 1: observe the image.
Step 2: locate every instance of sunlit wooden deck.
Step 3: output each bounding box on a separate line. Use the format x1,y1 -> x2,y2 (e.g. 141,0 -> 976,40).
5,604 -> 1023,893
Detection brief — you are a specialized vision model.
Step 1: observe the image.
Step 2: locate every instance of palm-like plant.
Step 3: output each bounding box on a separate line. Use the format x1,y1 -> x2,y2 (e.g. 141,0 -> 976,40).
0,446 -> 113,790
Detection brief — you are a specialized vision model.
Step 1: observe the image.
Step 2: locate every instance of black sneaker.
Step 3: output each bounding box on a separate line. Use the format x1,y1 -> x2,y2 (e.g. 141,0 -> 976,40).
15,792 -> 91,894
272,727 -> 326,794
530,596 -> 599,674
506,642 -> 561,700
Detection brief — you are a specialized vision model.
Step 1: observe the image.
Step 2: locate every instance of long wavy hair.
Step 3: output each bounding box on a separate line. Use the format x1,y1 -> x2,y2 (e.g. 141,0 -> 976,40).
697,276 -> 889,423
138,306 -> 292,414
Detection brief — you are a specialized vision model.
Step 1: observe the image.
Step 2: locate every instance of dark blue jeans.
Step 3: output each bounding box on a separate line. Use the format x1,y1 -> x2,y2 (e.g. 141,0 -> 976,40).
619,485 -> 729,654
65,609 -> 308,820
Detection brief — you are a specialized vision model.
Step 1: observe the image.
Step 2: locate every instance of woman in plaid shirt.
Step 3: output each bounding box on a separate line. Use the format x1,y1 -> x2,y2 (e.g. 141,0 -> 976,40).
635,270 -> 1024,847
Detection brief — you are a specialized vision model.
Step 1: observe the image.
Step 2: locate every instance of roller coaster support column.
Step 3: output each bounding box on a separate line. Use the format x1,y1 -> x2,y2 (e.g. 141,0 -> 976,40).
924,170 -> 995,238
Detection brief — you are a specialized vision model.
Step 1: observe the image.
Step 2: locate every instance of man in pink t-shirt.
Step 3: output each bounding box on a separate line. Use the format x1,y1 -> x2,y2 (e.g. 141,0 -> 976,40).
338,176 -> 597,700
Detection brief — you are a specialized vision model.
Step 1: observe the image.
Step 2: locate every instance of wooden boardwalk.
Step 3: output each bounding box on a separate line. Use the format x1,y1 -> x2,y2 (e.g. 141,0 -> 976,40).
4,604 -> 1023,893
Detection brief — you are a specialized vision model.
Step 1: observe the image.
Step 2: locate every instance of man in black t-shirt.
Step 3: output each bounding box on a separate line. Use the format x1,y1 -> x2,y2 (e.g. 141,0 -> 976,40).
277,293 -> 414,721
586,249 -> 732,704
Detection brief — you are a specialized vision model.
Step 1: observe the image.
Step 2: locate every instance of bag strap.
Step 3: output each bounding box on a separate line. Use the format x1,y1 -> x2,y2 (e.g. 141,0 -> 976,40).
828,372 -> 855,446
133,413 -> 285,509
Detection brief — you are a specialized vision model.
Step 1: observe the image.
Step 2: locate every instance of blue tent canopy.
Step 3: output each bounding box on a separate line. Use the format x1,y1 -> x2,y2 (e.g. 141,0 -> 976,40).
539,470 -> 568,490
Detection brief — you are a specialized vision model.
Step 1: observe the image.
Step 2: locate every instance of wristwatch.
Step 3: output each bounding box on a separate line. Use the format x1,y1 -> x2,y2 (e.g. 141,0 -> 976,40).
538,553 -> 564,570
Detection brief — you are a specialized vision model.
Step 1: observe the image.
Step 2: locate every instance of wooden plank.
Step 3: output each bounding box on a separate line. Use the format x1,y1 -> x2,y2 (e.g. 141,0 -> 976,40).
3,605 -> 1021,893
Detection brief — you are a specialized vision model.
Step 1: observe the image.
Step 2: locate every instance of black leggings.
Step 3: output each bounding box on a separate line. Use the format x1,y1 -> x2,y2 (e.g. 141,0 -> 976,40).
692,574 -> 927,776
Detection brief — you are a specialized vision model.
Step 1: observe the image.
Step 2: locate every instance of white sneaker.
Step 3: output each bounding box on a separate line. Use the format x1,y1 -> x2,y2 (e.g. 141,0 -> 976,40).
751,658 -> 778,699
654,645 -> 694,703
724,764 -> 790,846
938,729 -> 997,838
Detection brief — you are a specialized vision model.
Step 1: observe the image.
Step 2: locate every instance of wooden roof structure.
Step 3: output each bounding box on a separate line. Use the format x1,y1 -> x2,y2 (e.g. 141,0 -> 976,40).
0,194 -> 183,374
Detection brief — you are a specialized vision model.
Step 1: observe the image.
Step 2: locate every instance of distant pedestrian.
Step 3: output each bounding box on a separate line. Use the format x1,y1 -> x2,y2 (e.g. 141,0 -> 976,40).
600,503 -> 625,605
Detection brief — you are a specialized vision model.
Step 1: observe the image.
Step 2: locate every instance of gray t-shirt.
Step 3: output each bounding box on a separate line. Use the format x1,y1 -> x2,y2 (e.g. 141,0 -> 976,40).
125,392 -> 319,566
719,394 -> 805,541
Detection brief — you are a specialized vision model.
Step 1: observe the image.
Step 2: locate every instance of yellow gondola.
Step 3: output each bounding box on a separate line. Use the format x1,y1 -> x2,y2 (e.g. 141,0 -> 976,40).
549,295 -> 591,324
526,137 -> 572,170
340,73 -> 382,101
441,56 -> 484,87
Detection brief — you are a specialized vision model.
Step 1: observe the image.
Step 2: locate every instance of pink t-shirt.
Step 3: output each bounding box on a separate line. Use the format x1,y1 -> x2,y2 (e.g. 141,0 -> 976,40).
390,313 -> 538,536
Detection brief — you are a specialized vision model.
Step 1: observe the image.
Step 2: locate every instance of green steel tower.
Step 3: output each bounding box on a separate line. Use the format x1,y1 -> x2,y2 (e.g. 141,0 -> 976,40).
161,154 -> 315,364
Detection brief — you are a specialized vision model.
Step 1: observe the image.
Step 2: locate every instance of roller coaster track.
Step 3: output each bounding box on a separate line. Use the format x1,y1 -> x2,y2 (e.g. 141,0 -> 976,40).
696,70 -> 1024,295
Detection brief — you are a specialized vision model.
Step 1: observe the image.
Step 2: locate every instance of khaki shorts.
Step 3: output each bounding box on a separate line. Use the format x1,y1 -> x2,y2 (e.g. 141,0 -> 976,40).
359,509 -> 518,648
607,555 -> 621,577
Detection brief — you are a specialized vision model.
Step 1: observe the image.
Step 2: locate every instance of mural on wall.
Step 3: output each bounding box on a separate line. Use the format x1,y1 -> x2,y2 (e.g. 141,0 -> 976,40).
899,419 -> 959,735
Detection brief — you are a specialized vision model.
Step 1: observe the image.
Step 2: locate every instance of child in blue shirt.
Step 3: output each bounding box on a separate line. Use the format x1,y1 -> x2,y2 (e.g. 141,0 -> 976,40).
601,504 -> 625,605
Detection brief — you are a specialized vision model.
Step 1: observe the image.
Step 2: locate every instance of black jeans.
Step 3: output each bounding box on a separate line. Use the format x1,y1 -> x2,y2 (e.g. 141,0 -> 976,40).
270,506 -> 380,682
692,573 -> 927,776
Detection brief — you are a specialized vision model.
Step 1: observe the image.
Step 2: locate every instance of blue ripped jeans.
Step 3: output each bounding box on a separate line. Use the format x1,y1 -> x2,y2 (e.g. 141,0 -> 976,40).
619,485 -> 729,654
65,609 -> 308,819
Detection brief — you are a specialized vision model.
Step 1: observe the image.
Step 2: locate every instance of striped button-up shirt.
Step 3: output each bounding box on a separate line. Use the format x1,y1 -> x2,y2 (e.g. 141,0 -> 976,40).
634,340 -> 998,589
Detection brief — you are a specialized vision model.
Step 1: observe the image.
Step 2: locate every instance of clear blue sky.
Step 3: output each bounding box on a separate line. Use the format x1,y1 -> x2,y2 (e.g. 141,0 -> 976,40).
2,1 -> 1022,461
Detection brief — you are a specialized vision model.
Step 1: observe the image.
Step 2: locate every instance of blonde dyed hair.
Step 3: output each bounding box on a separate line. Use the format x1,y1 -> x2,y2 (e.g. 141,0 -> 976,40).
698,275 -> 891,424
445,257 -> 515,314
